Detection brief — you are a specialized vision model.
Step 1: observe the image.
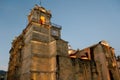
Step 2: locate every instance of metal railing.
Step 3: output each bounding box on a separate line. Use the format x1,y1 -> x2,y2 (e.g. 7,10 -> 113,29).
51,23 -> 62,29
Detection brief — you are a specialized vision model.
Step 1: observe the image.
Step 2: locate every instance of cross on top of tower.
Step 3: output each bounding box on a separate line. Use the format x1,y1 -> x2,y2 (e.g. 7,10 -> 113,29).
39,0 -> 42,6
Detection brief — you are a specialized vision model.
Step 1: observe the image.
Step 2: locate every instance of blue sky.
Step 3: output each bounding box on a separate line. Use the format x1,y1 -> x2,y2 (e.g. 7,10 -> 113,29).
0,0 -> 120,71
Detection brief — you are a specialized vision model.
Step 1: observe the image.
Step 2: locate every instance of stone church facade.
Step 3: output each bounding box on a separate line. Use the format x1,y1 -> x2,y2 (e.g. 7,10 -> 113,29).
7,5 -> 120,80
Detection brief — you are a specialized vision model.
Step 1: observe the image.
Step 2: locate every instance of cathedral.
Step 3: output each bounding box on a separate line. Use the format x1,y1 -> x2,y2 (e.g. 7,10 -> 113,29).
7,5 -> 120,80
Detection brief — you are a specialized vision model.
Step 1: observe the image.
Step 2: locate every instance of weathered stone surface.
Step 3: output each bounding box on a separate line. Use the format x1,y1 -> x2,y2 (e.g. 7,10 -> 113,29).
7,5 -> 120,80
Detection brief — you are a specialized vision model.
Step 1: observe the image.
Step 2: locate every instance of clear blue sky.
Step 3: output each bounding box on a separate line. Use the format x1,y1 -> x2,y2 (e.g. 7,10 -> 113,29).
0,0 -> 120,71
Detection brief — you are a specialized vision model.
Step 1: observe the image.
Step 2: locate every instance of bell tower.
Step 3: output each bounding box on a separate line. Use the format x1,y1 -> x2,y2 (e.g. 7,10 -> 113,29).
28,5 -> 51,25
27,5 -> 61,41
8,4 -> 73,80
20,5 -> 58,80
20,5 -> 70,80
